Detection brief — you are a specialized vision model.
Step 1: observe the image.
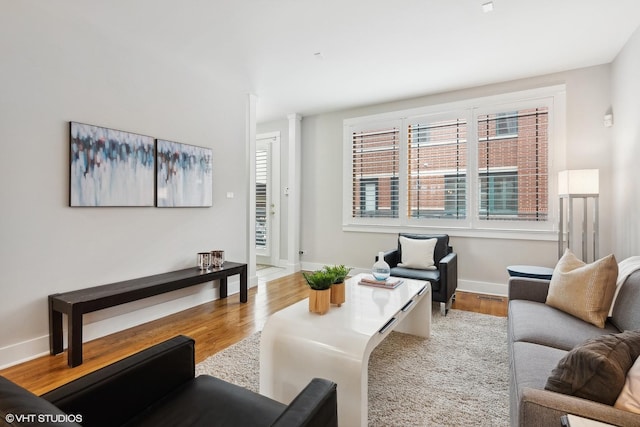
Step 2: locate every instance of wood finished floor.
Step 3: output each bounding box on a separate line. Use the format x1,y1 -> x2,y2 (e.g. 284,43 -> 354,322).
0,273 -> 507,396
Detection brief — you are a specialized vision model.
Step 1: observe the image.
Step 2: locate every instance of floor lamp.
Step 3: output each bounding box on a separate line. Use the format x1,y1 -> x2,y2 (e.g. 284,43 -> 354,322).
558,169 -> 599,262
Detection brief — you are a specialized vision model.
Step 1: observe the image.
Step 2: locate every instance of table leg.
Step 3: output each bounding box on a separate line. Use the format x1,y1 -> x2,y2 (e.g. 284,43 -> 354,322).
240,265 -> 248,303
67,307 -> 83,367
219,277 -> 228,299
49,296 -> 63,355
394,287 -> 432,338
260,322 -> 368,427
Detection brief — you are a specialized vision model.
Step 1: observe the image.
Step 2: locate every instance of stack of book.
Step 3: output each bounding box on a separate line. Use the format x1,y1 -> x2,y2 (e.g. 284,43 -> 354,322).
358,274 -> 404,289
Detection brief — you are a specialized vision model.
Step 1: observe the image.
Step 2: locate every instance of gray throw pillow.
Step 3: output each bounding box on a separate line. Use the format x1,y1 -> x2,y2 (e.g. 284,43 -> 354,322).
545,330 -> 640,405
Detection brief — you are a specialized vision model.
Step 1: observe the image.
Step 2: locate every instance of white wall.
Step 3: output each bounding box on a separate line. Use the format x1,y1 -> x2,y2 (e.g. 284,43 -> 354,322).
300,65 -> 614,295
611,26 -> 640,258
0,3 -> 249,367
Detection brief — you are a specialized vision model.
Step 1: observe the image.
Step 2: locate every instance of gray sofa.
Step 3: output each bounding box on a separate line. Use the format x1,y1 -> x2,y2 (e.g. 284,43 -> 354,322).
508,270 -> 640,427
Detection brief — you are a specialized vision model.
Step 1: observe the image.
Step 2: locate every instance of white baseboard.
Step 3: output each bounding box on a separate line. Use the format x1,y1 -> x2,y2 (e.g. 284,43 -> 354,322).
0,336 -> 50,371
457,279 -> 508,297
0,278 -> 241,370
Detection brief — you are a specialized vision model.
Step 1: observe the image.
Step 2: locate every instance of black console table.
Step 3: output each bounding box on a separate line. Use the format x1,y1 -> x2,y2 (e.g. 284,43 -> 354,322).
49,261 -> 248,367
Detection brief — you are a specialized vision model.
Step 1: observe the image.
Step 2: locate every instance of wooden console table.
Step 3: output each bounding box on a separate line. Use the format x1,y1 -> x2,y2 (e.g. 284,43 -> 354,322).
49,261 -> 247,367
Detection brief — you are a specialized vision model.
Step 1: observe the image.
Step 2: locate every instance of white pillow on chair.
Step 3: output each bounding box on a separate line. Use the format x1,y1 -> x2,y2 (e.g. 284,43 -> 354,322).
398,237 -> 437,270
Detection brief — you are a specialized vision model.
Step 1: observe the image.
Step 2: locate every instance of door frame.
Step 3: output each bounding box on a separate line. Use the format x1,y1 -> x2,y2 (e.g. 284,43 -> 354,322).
256,131 -> 281,267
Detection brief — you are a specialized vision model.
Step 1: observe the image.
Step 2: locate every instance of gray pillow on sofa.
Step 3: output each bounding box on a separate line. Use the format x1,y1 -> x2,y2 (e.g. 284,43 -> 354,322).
545,330 -> 640,405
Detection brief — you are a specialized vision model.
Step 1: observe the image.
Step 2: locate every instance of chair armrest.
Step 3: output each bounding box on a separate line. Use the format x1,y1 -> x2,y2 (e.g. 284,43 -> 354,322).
508,277 -> 550,303
438,252 -> 458,300
42,335 -> 195,427
378,250 -> 399,268
520,387 -> 640,427
0,376 -> 82,426
439,251 -> 456,267
271,378 -> 337,427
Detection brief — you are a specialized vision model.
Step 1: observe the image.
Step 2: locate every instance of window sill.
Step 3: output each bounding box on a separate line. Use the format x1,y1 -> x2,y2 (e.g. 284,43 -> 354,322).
342,223 -> 557,241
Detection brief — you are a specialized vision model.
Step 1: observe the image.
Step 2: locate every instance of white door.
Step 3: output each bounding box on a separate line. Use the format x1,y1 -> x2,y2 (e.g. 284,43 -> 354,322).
256,133 -> 280,266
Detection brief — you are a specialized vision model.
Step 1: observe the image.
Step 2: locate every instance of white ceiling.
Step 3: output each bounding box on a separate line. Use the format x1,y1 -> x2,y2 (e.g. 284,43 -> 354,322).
56,0 -> 640,122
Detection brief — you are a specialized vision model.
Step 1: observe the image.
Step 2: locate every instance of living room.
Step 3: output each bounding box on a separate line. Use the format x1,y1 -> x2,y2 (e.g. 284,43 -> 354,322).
1,1 -> 640,425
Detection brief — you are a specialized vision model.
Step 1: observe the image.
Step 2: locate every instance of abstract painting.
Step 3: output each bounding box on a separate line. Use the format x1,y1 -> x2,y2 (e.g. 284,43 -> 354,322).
156,140 -> 213,207
69,122 -> 155,207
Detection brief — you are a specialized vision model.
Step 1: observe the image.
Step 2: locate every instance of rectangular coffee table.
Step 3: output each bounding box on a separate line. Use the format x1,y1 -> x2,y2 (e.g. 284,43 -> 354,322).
259,273 -> 431,427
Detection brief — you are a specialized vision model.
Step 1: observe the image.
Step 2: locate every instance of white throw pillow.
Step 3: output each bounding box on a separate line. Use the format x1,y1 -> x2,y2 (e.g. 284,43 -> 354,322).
615,356 -> 640,414
398,237 -> 437,270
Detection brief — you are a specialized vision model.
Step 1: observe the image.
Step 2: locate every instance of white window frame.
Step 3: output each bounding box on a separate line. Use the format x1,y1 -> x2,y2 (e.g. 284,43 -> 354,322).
342,85 -> 566,240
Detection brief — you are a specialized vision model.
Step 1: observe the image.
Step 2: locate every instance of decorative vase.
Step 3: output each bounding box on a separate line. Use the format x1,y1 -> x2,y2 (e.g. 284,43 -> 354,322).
309,288 -> 331,314
210,250 -> 225,268
372,251 -> 391,280
330,282 -> 346,306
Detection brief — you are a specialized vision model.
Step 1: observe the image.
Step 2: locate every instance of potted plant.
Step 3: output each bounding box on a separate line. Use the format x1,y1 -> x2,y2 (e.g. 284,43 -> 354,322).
323,265 -> 351,307
302,270 -> 335,314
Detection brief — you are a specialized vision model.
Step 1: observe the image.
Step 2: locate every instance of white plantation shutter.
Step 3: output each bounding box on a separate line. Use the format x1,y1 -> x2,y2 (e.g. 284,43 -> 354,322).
351,127 -> 400,218
255,147 -> 268,249
477,107 -> 549,221
407,118 -> 467,219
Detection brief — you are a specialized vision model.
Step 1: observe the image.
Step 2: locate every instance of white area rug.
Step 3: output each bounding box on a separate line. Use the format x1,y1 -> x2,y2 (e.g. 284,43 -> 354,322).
196,308 -> 509,426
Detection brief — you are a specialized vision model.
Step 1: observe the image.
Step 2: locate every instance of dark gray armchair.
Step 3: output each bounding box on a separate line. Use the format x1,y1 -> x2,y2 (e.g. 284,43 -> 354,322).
378,233 -> 458,315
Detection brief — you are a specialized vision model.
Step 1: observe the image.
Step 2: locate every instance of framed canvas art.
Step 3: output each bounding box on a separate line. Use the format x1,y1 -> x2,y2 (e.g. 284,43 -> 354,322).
69,122 -> 155,207
156,139 -> 213,207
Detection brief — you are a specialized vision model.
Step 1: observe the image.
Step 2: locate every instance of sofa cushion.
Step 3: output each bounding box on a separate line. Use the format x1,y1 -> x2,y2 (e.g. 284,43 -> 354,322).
397,236 -> 437,270
545,330 -> 640,406
615,355 -> 640,414
512,341 -> 567,392
609,257 -> 640,316
508,300 -> 620,351
126,375 -> 285,427
510,341 -> 567,423
546,250 -> 618,328
612,270 -> 640,332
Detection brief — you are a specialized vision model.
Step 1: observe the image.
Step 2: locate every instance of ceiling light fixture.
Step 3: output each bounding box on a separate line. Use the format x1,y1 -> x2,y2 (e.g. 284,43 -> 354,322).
482,1 -> 494,13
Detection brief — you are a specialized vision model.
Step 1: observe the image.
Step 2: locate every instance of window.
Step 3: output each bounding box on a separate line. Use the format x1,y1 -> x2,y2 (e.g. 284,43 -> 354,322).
495,112 -> 518,137
407,118 -> 467,219
343,86 -> 563,234
360,179 -> 378,215
478,108 -> 549,221
479,171 -> 518,217
351,127 -> 400,219
255,148 -> 268,249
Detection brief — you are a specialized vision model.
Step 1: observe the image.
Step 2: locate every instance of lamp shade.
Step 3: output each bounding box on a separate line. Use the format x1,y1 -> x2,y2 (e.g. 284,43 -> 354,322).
558,169 -> 599,196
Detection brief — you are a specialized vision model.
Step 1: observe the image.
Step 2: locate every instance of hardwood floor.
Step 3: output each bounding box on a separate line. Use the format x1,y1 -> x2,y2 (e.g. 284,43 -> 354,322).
0,273 -> 507,396
452,290 -> 508,317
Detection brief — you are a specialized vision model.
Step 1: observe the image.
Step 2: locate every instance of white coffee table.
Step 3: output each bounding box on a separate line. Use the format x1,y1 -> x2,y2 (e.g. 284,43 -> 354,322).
259,273 -> 431,427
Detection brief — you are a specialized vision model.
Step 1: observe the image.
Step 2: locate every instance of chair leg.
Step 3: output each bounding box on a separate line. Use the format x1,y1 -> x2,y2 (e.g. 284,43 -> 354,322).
440,294 -> 455,316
